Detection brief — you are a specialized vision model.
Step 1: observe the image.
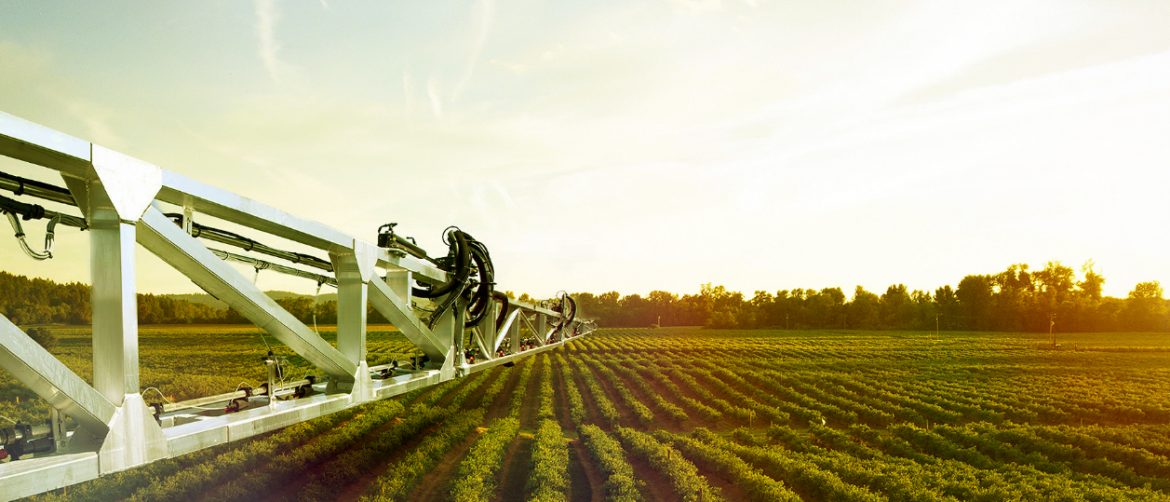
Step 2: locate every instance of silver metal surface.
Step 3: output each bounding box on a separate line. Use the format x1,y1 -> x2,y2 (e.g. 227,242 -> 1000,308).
0,110 -> 599,501
367,278 -> 450,362
0,314 -> 115,435
494,309 -> 519,352
0,111 -> 92,177
331,239 -> 377,365
137,207 -> 357,379
0,452 -> 99,502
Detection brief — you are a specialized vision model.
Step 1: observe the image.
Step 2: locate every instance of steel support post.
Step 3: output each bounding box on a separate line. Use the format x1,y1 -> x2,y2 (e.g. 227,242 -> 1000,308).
535,314 -> 547,345
433,299 -> 464,379
330,240 -> 376,402
62,145 -> 168,474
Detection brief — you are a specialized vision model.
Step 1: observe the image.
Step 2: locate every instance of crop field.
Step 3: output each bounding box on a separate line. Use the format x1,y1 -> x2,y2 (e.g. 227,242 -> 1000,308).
8,326 -> 1170,502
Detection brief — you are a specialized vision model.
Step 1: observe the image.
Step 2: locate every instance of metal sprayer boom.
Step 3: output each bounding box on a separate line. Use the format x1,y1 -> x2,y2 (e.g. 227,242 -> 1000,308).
0,110 -> 595,500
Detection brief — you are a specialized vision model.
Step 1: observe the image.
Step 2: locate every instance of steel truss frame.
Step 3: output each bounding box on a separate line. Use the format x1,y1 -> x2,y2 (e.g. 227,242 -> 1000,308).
0,111 -> 593,501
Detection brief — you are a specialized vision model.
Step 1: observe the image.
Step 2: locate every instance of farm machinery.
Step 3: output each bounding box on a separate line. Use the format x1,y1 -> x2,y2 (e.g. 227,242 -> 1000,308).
0,110 -> 595,500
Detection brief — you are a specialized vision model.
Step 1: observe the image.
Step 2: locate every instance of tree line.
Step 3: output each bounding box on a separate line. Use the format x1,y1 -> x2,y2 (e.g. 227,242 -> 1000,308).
0,271 -> 391,326
573,261 -> 1170,332
4,260 -> 1168,332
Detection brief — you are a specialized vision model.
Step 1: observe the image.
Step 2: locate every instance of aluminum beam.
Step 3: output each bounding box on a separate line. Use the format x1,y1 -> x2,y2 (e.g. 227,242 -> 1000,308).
331,240 -> 377,365
367,278 -> 450,362
0,111 -> 91,177
493,309 -> 520,352
136,207 -> 356,380
0,452 -> 99,502
0,315 -> 115,436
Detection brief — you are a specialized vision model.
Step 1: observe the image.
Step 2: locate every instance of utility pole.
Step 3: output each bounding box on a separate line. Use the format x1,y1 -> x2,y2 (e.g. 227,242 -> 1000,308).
935,313 -> 940,340
843,314 -> 848,330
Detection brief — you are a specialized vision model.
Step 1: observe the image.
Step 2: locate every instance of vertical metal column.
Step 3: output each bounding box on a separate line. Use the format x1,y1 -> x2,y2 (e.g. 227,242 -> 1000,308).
332,240 -> 376,364
63,145 -> 168,474
89,209 -> 139,405
535,313 -> 547,345
331,240 -> 376,401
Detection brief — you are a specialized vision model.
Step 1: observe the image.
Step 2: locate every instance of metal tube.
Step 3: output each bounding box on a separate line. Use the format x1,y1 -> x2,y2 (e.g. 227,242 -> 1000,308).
0,171 -> 77,207
209,248 -> 337,286
189,223 -> 333,272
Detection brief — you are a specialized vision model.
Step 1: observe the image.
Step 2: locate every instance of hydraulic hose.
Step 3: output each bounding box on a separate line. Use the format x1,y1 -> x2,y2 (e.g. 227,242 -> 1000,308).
413,229 -> 470,299
492,291 -> 510,332
465,242 -> 494,328
562,293 -> 576,326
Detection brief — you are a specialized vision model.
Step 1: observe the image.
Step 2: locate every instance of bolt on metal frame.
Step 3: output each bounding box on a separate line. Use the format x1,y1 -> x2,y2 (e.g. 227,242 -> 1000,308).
0,110 -> 594,501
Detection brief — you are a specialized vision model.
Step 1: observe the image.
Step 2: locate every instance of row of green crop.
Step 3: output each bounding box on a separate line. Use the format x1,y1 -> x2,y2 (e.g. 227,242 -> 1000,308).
585,358 -> 655,428
578,424 -> 644,502
557,354 -> 588,426
202,399 -> 406,502
573,359 -> 621,428
510,357 -> 537,418
652,430 -> 800,502
637,366 -> 722,422
360,408 -> 487,502
609,363 -> 687,423
30,404 -> 361,502
611,427 -> 723,502
294,405 -> 450,502
449,417 -> 522,502
666,367 -> 754,423
538,354 -> 557,421
529,419 -> 571,502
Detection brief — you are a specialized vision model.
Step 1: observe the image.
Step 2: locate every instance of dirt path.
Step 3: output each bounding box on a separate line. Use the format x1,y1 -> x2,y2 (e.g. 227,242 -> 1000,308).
255,411 -> 405,502
492,432 -> 535,502
569,439 -> 603,502
518,357 -> 544,430
333,420 -> 444,502
626,455 -> 683,502
569,363 -> 607,429
460,366 -> 503,410
611,368 -> 689,433
554,357 -> 600,502
434,372 -> 483,409
492,357 -> 545,501
586,364 -> 637,429
407,426 -> 486,502
487,363 -> 525,420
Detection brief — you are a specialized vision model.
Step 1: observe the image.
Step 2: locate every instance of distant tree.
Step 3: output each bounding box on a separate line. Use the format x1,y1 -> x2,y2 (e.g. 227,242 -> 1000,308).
880,284 -> 914,329
1120,281 -> 1169,331
25,327 -> 56,351
847,286 -> 881,330
956,275 -> 994,330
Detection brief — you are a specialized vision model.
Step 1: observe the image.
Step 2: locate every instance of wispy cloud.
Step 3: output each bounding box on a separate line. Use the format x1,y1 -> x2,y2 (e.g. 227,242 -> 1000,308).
427,76 -> 443,118
403,70 -> 414,117
452,0 -> 495,104
254,0 -> 288,83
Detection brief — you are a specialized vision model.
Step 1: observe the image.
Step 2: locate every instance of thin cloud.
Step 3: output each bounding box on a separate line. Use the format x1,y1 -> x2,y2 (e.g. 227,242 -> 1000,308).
427,76 -> 443,118
452,0 -> 495,104
254,0 -> 287,83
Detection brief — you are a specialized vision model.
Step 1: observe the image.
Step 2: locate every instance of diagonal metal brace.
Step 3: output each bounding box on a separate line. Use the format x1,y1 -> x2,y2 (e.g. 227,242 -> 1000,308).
367,278 -> 450,362
136,207 -> 357,380
0,315 -> 114,437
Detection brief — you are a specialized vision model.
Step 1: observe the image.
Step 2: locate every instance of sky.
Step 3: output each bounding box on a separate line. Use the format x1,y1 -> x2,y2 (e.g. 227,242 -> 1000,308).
1,0 -> 1169,300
